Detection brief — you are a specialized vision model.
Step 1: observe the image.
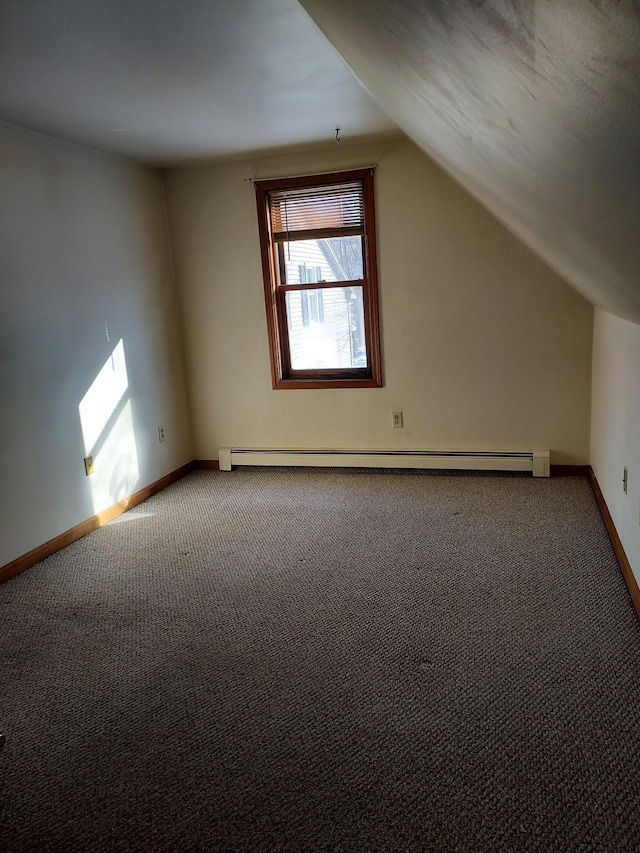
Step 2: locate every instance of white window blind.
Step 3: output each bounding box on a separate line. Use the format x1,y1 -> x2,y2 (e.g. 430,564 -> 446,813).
270,181 -> 364,240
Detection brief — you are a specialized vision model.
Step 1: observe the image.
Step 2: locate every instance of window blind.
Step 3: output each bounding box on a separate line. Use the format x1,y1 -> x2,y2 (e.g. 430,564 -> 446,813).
270,181 -> 364,240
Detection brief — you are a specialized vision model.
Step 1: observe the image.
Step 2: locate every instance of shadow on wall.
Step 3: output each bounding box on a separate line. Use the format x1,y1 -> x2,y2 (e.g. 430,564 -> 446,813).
78,338 -> 139,515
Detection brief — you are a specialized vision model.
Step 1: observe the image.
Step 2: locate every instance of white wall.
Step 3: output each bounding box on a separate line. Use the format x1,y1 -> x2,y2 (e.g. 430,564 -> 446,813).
591,309 -> 640,580
164,137 -> 592,465
0,122 -> 193,567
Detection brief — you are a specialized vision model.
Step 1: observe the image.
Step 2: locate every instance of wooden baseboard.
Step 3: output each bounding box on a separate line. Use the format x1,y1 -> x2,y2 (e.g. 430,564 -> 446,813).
550,465 -> 590,477
588,467 -> 640,618
194,459 -> 220,470
0,461 -> 195,585
6,460 -> 636,622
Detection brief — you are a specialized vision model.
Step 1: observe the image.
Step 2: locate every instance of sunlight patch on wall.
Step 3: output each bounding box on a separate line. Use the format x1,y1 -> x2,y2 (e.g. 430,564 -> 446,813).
78,339 -> 139,514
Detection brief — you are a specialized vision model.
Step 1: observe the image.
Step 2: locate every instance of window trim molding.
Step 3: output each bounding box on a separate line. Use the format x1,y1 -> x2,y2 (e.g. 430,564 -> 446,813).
255,169 -> 383,390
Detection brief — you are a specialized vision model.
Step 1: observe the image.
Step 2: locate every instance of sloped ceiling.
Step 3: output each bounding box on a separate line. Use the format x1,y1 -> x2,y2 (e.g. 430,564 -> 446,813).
299,0 -> 640,323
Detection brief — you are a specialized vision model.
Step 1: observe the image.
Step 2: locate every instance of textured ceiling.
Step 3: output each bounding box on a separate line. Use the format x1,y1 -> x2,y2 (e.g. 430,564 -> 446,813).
299,0 -> 640,323
0,0 -> 396,164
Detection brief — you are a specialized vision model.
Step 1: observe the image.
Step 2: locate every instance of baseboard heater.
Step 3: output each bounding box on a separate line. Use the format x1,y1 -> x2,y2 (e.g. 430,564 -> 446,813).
218,448 -> 550,477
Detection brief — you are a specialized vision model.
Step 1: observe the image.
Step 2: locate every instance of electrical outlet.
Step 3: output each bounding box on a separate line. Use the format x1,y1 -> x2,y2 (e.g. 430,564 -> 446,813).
84,456 -> 94,476
392,411 -> 403,429
158,426 -> 166,443
623,466 -> 628,494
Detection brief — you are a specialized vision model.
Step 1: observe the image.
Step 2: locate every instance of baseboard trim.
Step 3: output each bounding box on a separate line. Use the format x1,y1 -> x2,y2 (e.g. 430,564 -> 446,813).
0,461 -> 195,585
194,459 -> 220,470
550,464 -> 590,477
588,467 -> 640,618
208,460 -> 586,478
6,460 -> 636,619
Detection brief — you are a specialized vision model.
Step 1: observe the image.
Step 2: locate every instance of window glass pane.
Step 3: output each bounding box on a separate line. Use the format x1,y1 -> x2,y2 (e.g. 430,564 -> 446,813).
279,236 -> 363,285
285,286 -> 367,370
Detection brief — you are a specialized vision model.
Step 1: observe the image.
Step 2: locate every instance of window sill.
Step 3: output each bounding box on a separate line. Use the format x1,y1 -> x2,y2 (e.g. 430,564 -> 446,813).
273,375 -> 383,390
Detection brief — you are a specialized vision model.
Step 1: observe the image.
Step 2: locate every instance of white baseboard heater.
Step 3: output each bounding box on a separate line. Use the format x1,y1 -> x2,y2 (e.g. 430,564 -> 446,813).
218,448 -> 551,477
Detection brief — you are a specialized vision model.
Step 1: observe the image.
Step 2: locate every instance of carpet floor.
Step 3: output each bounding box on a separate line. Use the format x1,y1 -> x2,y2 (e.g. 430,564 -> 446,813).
1,468 -> 639,852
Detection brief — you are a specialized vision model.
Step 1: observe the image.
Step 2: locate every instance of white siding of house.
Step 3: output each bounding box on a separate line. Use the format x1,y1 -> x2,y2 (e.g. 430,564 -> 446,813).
283,240 -> 360,369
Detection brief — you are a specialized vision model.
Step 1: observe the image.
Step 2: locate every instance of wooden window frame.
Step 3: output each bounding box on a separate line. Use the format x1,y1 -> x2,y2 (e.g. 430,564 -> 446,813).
255,169 -> 383,390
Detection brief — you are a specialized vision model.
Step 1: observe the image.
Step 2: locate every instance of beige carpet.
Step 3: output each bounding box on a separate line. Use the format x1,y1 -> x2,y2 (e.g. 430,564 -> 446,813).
1,469 -> 639,851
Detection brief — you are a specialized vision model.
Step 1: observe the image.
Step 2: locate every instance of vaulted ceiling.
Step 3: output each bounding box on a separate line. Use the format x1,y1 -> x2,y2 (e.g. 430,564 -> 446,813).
1,0 -> 639,323
299,0 -> 640,323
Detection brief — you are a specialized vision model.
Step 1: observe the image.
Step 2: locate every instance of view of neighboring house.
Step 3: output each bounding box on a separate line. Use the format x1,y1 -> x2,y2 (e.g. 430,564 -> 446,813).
283,236 -> 366,369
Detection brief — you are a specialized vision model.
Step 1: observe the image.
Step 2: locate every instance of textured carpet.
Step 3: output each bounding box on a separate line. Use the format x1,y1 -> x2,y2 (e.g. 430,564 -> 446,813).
1,468 -> 639,852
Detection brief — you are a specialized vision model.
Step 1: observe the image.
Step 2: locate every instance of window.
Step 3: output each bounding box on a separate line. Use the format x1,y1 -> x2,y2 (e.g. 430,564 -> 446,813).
300,289 -> 324,327
255,169 -> 382,389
